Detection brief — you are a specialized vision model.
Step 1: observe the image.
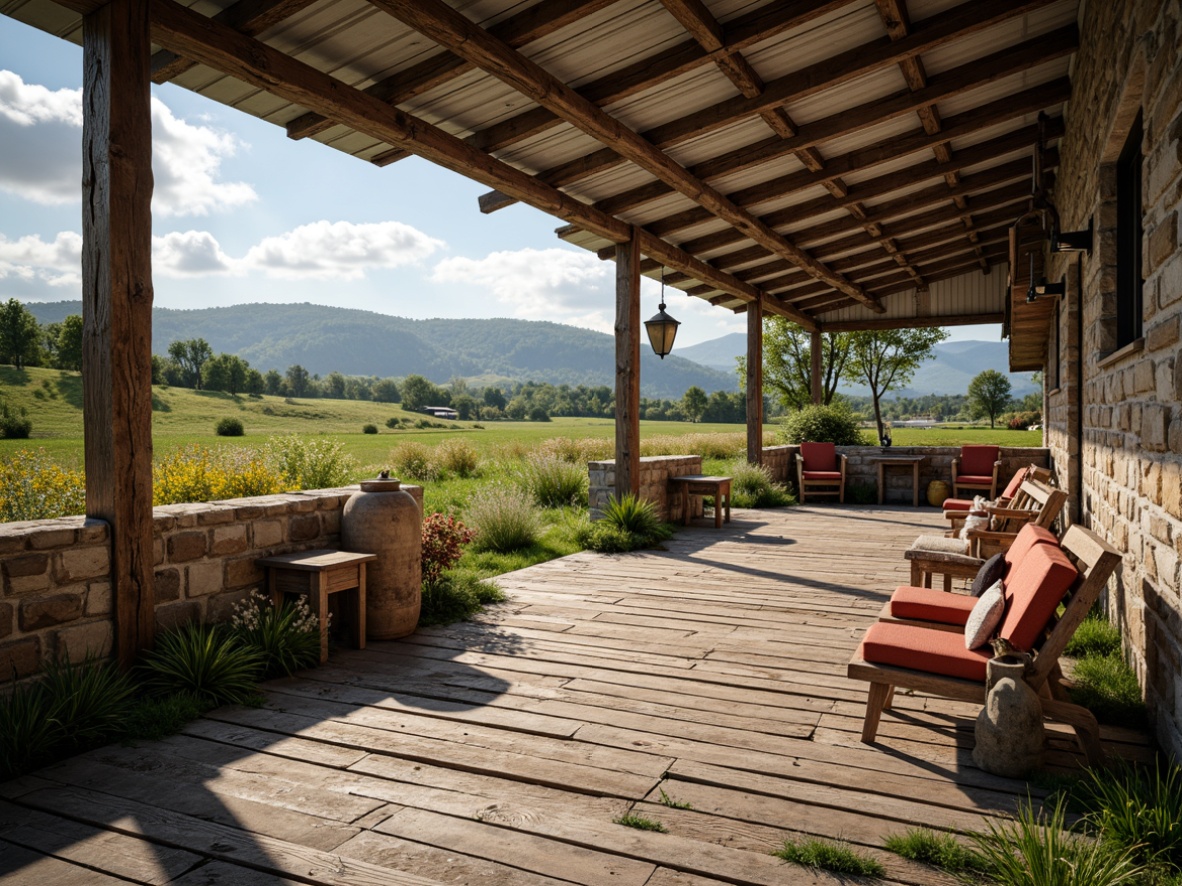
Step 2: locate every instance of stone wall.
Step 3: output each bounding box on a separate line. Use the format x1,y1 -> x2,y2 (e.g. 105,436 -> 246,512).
836,447 -> 1052,506
0,485 -> 422,682
588,456 -> 703,522
1045,0 -> 1182,755
762,445 -> 796,484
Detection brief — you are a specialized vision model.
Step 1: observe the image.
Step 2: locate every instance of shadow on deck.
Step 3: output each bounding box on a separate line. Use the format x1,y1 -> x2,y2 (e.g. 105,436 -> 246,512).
0,504 -> 1152,885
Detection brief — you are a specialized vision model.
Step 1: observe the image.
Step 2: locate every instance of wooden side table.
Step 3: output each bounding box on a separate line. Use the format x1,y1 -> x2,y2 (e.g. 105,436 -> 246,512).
868,455 -> 926,506
255,549 -> 376,663
669,475 -> 732,528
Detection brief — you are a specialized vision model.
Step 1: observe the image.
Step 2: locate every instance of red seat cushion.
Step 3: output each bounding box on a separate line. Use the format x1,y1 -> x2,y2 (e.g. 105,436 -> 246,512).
960,445 -> 999,476
859,622 -> 991,682
942,498 -> 973,511
955,474 -> 996,486
800,442 -> 836,472
889,586 -> 978,625
802,470 -> 842,481
1000,467 -> 1030,500
1003,524 -> 1058,570
998,543 -> 1078,651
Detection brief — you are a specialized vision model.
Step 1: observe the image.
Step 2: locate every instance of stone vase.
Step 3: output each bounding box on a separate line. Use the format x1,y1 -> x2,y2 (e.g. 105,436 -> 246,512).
973,654 -> 1045,777
341,477 -> 422,640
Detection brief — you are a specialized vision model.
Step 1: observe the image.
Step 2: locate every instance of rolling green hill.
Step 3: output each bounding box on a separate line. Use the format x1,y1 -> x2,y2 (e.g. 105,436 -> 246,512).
23,301 -> 737,399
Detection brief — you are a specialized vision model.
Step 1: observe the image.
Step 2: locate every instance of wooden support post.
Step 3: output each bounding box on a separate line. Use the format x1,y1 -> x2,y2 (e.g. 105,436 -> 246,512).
746,297 -> 763,465
83,0 -> 156,667
615,230 -> 641,499
810,329 -> 823,405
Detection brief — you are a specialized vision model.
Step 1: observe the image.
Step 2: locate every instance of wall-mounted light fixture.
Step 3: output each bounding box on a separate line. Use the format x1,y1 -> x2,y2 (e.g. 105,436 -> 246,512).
1027,275 -> 1067,303
1052,217 -> 1093,254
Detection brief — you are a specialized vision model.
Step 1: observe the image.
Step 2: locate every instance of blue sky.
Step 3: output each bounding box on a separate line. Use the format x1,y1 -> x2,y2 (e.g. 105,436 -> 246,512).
0,14 -> 997,347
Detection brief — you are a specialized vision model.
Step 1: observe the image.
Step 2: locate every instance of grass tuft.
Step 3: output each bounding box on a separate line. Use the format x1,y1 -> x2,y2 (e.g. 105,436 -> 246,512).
466,485 -> 542,553
883,828 -> 987,873
1069,653 -> 1146,726
728,459 -> 794,508
613,813 -> 667,833
420,573 -> 505,627
773,837 -> 884,878
1078,758 -> 1182,872
657,788 -> 692,810
1065,610 -> 1122,658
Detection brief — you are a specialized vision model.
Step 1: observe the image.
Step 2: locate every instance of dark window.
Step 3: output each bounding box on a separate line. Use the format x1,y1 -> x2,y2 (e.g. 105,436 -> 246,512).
1116,111 -> 1143,347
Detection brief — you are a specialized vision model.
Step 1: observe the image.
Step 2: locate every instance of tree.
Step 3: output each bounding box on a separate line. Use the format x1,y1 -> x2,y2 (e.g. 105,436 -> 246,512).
401,374 -> 436,411
285,364 -> 310,397
967,369 -> 1013,428
203,353 -> 250,395
844,328 -> 948,442
324,371 -> 347,399
47,315 -> 84,372
681,386 -> 708,423
167,338 -> 212,389
263,369 -> 284,396
0,298 -> 42,369
755,318 -> 852,410
482,386 -> 506,410
371,378 -> 401,403
244,368 -> 265,395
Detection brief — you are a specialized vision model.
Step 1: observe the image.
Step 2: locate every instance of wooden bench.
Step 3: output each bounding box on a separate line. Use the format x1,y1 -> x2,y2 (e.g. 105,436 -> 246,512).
668,475 -> 732,528
255,549 -> 375,663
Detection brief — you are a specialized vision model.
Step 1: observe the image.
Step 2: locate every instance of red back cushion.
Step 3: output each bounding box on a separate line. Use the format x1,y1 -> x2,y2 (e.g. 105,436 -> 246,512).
800,442 -> 836,472
1000,467 -> 1029,500
998,543 -> 1078,651
959,445 -> 999,476
1003,524 -> 1058,570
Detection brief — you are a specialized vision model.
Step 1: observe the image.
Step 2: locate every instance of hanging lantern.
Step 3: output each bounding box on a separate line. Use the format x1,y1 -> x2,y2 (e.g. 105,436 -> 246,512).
644,268 -> 680,359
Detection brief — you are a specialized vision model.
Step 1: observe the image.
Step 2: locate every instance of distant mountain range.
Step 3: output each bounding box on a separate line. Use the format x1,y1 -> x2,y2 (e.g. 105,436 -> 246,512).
23,301 -> 737,400
676,332 -> 1038,397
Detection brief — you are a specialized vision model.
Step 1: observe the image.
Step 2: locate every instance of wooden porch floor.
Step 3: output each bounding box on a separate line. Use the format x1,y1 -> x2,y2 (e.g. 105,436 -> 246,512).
0,505 -> 1151,885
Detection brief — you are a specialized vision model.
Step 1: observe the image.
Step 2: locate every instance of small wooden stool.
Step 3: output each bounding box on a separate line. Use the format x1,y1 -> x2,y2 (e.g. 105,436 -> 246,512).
255,549 -> 376,663
669,475 -> 732,528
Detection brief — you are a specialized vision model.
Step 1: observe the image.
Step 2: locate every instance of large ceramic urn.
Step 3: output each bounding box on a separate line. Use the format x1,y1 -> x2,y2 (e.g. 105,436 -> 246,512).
342,475 -> 422,639
973,654 -> 1045,777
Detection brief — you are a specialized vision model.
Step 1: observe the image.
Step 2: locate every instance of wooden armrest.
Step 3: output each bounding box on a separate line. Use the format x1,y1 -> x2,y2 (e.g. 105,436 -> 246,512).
985,507 -> 1037,520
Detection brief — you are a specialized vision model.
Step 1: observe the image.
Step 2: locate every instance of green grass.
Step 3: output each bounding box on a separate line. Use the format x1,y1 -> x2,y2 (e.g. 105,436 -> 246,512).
657,788 -> 693,810
1069,654 -> 1147,726
883,828 -> 988,874
773,837 -> 885,878
1064,609 -> 1122,658
613,813 -> 667,833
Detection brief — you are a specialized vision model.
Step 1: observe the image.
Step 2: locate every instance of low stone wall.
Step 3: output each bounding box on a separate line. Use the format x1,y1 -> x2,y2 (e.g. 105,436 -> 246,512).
589,456 -> 703,522
762,445 -> 796,484
0,484 -> 422,682
837,447 -> 1051,505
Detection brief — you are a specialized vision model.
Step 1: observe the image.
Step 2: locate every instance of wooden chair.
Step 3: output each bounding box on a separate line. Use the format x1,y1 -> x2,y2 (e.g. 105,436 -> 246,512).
848,524 -> 1122,765
952,445 -> 1001,500
796,442 -> 847,504
907,479 -> 1068,590
941,464 -> 1053,514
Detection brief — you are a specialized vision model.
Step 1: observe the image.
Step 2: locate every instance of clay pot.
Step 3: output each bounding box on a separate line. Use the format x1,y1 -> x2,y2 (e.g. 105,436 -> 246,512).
342,477 -> 422,639
926,480 -> 950,508
973,654 -> 1045,777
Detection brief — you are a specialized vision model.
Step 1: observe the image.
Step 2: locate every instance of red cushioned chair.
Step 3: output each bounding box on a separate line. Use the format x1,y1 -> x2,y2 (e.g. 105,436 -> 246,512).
796,442 -> 847,504
941,464 -> 1052,514
848,524 -> 1122,765
951,445 -> 1001,500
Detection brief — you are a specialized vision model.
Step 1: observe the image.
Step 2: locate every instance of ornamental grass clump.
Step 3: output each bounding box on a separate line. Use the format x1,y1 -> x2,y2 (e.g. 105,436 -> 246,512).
773,837 -> 884,878
0,448 -> 85,522
728,460 -> 794,508
434,438 -> 481,478
230,591 -> 324,679
1078,758 -> 1182,874
467,485 -> 541,553
139,621 -> 264,707
518,454 -> 588,507
389,441 -> 441,481
577,493 -> 673,553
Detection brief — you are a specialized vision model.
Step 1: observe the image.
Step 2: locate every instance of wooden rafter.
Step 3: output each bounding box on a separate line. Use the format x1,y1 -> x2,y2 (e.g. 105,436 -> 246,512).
479,0 -> 1066,213
370,0 -> 882,312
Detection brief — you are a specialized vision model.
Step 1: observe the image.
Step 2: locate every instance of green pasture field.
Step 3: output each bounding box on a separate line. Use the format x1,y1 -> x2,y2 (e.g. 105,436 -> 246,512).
1,364 -> 1043,471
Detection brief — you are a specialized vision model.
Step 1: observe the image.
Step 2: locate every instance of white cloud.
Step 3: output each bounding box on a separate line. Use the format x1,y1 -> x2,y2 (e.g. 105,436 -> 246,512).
431,247 -> 615,332
0,231 -> 83,287
153,230 -> 235,277
0,70 -> 255,215
242,220 -> 444,280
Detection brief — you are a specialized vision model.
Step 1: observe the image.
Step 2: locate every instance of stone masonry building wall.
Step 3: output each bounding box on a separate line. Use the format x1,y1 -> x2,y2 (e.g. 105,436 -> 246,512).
0,485 -> 422,682
1045,0 -> 1182,755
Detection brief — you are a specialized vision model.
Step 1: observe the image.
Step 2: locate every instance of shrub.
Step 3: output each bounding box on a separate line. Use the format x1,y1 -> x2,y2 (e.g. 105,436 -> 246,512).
154,444 -> 284,505
779,403 -> 865,445
519,454 -> 588,507
264,435 -> 357,489
362,423 -> 379,434
0,449 -> 86,522
139,622 -> 263,706
385,417 -> 402,429
1006,410 -> 1042,430
422,512 -> 476,585
434,438 -> 480,478
467,485 -> 541,553
215,417 -> 245,437
773,838 -> 884,878
577,521 -> 641,553
1079,758 -> 1182,872
578,494 -> 673,553
728,460 -> 794,508
390,441 -> 440,481
0,401 -> 32,439
230,591 -> 323,679
420,573 -> 505,626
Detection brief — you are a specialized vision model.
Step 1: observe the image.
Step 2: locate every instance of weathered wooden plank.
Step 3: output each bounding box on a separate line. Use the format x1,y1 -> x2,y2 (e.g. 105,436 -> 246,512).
169,861 -> 303,885
0,840 -> 138,885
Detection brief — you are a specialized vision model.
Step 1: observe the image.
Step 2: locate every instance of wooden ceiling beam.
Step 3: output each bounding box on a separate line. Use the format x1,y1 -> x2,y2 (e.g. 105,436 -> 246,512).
284,0 -> 615,143
150,0 -> 317,83
480,3 -> 1071,212
822,312 -> 1005,332
145,0 -> 779,323
373,0 -> 881,313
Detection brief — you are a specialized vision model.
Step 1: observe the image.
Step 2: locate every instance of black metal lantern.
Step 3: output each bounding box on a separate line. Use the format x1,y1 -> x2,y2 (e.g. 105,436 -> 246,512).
644,269 -> 680,359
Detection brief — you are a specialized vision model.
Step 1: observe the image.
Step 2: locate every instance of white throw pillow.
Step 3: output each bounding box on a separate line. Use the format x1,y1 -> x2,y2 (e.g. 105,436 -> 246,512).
964,580 -> 1005,650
